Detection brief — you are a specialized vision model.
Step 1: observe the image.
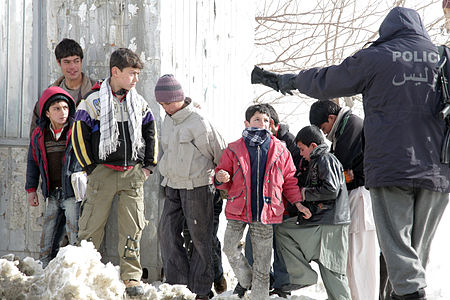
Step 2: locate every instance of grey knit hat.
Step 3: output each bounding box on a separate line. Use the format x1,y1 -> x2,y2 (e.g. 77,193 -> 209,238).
154,74 -> 185,103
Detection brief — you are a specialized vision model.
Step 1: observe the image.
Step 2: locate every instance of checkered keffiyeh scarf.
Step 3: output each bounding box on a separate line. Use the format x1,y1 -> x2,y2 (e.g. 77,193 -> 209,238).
242,127 -> 271,146
98,78 -> 144,160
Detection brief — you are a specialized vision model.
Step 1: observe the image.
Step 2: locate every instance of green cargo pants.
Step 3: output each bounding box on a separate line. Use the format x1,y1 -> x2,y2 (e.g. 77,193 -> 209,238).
77,164 -> 147,281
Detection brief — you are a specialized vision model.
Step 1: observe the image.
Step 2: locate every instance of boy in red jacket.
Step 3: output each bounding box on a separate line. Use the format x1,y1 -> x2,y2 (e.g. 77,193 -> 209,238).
214,104 -> 310,300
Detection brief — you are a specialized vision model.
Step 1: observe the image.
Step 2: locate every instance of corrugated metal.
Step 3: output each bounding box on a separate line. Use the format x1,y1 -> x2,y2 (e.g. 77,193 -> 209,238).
0,0 -> 256,283
0,0 -> 38,140
160,0 -> 256,143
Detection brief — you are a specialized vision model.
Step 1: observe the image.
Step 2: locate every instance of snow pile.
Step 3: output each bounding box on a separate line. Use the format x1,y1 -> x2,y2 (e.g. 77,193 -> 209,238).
0,241 -> 199,300
0,241 -> 124,300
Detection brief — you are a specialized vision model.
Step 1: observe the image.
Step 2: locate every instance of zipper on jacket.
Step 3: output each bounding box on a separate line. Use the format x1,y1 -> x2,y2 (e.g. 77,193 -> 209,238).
119,101 -> 128,169
257,145 -> 260,222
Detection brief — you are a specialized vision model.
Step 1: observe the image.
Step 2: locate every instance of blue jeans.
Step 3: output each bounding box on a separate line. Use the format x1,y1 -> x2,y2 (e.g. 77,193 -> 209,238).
40,189 -> 80,267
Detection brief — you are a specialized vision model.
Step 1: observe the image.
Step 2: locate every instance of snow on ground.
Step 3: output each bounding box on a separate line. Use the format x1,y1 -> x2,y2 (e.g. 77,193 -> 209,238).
1,202 -> 449,300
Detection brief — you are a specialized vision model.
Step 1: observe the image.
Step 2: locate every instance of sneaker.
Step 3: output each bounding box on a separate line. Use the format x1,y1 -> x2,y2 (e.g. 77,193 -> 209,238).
233,282 -> 248,298
214,275 -> 227,294
124,279 -> 144,297
269,288 -> 291,298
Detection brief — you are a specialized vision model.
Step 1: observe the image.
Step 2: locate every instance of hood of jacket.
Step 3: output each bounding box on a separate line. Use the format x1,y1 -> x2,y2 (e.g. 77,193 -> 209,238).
38,86 -> 76,129
376,7 -> 431,44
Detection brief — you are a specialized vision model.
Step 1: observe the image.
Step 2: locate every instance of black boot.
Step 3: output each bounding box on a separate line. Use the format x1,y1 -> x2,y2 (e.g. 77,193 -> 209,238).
269,288 -> 291,298
233,283 -> 248,298
391,288 -> 426,300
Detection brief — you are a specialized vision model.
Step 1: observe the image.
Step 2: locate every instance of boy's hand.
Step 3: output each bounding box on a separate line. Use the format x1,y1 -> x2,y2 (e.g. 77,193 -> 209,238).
295,202 -> 311,219
28,192 -> 39,207
344,169 -> 354,183
216,169 -> 230,183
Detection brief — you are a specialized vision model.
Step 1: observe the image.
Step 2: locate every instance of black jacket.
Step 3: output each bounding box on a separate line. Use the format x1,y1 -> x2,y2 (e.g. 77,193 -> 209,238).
72,80 -> 158,174
297,144 -> 350,226
331,110 -> 364,191
276,123 -> 301,168
294,7 -> 450,193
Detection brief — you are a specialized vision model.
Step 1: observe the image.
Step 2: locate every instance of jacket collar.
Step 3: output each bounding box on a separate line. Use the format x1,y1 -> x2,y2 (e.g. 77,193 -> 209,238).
310,143 -> 329,160
276,123 -> 289,139
170,100 -> 195,124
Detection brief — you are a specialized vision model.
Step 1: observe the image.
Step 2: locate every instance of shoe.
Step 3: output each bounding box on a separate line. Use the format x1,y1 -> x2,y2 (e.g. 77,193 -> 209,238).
233,282 -> 248,298
214,275 -> 227,294
124,279 -> 144,297
195,291 -> 214,300
269,288 -> 291,298
391,288 -> 426,300
269,273 -> 274,290
280,283 -> 310,292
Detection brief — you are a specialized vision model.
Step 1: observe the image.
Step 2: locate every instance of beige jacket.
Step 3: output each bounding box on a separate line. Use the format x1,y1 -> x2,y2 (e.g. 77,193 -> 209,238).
159,101 -> 226,189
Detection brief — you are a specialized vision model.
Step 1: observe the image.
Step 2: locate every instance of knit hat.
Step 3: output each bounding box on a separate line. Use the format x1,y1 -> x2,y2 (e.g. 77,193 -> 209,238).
154,74 -> 185,103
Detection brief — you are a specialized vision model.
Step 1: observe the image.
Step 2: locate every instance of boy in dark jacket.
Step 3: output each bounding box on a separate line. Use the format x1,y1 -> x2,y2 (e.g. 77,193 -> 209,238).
71,48 -> 158,297
275,125 -> 351,300
215,104 -> 311,300
310,100 -> 379,300
25,86 -> 81,268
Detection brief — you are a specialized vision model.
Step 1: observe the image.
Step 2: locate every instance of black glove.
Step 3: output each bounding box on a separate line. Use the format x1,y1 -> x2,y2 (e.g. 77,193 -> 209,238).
251,65 -> 280,91
251,65 -> 297,96
277,74 -> 297,96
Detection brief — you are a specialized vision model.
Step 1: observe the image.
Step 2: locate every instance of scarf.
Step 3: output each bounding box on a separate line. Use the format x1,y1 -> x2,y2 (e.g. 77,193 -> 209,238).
242,127 -> 271,146
98,77 -> 144,160
327,106 -> 350,151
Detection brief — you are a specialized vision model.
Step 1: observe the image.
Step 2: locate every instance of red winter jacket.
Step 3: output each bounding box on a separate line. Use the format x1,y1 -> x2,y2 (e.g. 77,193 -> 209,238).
214,137 -> 302,224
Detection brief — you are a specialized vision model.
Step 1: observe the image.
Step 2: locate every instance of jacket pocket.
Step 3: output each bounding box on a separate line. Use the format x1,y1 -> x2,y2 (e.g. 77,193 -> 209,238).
225,190 -> 246,215
136,200 -> 147,230
175,133 -> 195,179
261,193 -> 285,224
271,191 -> 286,216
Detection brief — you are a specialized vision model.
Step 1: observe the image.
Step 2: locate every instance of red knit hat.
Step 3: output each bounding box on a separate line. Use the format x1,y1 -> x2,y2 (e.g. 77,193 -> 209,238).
154,74 -> 185,103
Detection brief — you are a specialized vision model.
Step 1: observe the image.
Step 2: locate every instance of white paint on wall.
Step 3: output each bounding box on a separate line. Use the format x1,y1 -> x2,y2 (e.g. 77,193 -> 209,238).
79,36 -> 85,50
140,52 -> 146,62
78,2 -> 87,23
109,25 -> 116,45
128,3 -> 139,18
128,37 -> 137,52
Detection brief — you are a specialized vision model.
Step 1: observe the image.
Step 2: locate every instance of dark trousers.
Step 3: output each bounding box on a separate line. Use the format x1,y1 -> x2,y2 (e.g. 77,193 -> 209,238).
183,190 -> 224,281
158,185 -> 215,295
